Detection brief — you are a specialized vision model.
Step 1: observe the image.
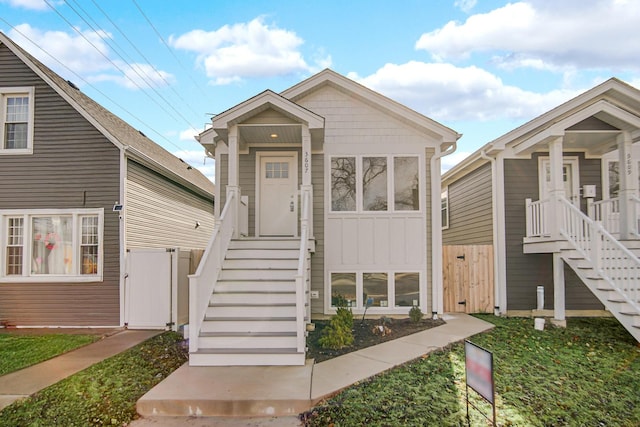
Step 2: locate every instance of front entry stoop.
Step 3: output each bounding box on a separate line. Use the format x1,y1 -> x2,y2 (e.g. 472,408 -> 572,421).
136,360 -> 314,417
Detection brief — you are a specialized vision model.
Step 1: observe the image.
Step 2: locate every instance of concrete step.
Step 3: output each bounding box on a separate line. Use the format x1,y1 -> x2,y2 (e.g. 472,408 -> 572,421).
223,258 -> 298,270
211,292 -> 296,305
219,269 -> 296,281
189,349 -> 306,367
200,318 -> 297,333
215,280 -> 295,293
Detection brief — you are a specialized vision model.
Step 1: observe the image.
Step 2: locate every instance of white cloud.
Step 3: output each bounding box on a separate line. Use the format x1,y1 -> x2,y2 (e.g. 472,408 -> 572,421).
170,17 -> 331,85
89,62 -> 174,90
179,128 -> 199,141
454,0 -> 477,13
172,149 -> 215,183
0,0 -> 60,10
356,61 -> 579,122
441,150 -> 471,173
416,1 -> 640,71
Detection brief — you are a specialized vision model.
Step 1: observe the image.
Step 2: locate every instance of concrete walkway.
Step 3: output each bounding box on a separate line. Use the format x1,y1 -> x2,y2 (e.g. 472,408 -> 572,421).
134,313 -> 494,424
0,329 -> 161,411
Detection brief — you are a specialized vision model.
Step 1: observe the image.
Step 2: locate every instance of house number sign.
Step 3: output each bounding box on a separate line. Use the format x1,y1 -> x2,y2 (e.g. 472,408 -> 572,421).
627,152 -> 633,176
304,150 -> 310,174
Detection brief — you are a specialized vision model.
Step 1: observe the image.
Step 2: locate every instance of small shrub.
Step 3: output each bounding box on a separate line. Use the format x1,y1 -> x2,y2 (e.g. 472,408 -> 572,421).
319,306 -> 354,350
409,305 -> 424,323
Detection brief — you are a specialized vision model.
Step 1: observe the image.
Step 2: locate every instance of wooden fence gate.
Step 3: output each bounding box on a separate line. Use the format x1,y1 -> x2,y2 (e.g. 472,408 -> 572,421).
443,245 -> 494,313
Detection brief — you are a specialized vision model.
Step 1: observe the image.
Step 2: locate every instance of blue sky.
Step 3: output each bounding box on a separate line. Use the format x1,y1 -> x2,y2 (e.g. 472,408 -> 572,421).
1,0 -> 639,182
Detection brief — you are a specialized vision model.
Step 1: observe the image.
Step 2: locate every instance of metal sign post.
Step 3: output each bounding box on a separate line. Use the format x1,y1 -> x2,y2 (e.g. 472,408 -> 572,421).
464,340 -> 496,426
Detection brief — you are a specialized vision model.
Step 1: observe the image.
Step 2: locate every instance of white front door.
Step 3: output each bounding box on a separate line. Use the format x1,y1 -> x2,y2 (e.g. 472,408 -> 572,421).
539,157 -> 580,206
258,154 -> 297,236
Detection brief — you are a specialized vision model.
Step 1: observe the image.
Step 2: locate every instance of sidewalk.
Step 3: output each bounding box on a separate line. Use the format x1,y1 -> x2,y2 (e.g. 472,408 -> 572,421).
133,313 -> 494,424
0,329 -> 161,411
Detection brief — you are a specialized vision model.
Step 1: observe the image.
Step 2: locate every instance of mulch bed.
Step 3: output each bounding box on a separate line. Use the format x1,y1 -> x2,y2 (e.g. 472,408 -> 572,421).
307,317 -> 445,363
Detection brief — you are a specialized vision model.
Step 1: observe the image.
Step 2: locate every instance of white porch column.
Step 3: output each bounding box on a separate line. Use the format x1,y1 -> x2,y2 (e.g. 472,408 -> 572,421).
301,124 -> 313,237
548,136 -> 565,239
618,131 -> 637,239
552,252 -> 567,327
227,124 -> 241,238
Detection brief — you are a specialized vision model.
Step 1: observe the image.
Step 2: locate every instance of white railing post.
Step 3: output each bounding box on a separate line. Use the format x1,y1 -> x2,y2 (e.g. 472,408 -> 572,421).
295,187 -> 312,354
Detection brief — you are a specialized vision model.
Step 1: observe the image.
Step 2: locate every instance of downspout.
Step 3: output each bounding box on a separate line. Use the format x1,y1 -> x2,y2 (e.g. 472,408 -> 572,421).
431,139 -> 458,318
480,150 -> 501,316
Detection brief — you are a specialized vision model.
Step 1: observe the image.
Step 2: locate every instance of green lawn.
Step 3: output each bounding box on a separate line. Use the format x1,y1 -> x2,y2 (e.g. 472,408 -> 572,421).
303,316 -> 640,426
0,334 -> 99,376
0,332 -> 187,427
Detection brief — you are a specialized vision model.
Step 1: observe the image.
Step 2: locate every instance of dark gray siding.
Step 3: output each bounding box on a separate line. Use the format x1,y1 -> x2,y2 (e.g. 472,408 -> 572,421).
310,153 -> 324,314
443,162 -> 493,245
0,44 -> 121,326
504,153 -> 603,310
126,160 -> 214,249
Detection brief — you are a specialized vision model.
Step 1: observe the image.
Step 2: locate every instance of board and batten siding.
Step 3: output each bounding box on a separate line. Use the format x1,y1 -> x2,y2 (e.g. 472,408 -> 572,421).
0,43 -> 121,326
504,153 -> 603,311
125,160 -> 214,250
296,84 -> 433,313
443,162 -> 493,245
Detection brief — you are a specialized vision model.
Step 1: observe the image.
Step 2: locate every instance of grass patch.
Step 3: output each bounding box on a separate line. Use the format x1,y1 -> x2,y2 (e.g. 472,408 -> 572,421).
302,316 -> 640,426
0,331 -> 187,426
0,334 -> 98,376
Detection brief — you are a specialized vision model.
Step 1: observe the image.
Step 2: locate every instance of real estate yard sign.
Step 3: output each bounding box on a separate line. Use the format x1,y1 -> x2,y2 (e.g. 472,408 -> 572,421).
465,340 -> 496,426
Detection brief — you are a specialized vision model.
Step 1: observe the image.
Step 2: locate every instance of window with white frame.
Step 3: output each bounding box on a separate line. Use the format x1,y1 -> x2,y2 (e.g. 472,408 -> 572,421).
605,160 -> 640,199
330,155 -> 420,212
441,188 -> 449,229
330,271 -> 420,309
1,87 -> 34,153
1,210 -> 103,281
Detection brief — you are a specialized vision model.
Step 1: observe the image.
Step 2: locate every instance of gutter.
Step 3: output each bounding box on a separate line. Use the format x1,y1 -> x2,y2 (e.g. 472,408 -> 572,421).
431,137 -> 460,318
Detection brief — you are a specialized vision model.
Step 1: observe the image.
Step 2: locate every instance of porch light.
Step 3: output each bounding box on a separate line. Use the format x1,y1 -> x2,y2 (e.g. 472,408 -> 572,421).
270,133 -> 278,138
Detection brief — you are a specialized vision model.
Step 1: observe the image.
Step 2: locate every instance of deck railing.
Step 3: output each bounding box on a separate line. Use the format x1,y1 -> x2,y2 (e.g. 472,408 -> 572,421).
559,197 -> 640,313
525,198 -> 550,238
188,191 -> 236,353
295,187 -> 312,354
588,197 -> 620,236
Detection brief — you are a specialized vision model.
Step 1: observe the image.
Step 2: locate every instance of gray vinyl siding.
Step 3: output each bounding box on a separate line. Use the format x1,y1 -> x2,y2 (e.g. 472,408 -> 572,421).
0,44 -> 121,326
310,153 -> 324,315
443,162 -> 493,245
504,153 -> 603,310
125,160 -> 214,250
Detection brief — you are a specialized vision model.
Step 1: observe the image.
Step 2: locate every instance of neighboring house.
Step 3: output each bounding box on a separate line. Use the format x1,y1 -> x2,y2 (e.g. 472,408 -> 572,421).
0,32 -> 215,327
190,69 -> 461,365
442,78 -> 640,341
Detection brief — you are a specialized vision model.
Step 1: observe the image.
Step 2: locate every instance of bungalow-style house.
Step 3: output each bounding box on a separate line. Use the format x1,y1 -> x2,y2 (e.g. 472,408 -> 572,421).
442,78 -> 640,341
0,32 -> 215,327
189,69 -> 461,365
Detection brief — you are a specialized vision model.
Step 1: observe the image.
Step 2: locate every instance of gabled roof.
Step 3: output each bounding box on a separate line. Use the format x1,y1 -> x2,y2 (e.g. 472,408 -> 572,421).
443,78 -> 640,185
0,32 -> 214,198
281,68 -> 462,145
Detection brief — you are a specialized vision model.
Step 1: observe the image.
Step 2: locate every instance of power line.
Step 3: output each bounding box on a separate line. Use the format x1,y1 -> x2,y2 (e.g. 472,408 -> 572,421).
0,17 -> 197,155
87,0 -> 203,120
130,0 -> 209,95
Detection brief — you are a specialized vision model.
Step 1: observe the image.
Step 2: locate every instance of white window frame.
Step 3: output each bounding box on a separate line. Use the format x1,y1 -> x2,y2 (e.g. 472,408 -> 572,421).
603,159 -> 640,199
328,270 -> 422,313
329,154 -> 422,214
0,209 -> 104,282
0,87 -> 35,155
441,187 -> 449,230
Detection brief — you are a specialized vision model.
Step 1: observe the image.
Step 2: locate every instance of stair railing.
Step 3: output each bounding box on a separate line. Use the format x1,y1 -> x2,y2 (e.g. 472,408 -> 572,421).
559,197 -> 640,313
588,197 -> 620,236
188,191 -> 236,353
295,187 -> 312,354
525,198 -> 550,238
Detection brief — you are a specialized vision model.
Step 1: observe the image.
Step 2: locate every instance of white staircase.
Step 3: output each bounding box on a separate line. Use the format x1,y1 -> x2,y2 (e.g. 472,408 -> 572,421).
190,238 -> 307,366
558,199 -> 640,341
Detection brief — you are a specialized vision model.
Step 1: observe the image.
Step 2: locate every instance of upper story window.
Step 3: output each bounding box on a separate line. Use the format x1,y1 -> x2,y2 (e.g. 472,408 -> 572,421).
1,87 -> 34,154
331,155 -> 420,213
1,209 -> 103,282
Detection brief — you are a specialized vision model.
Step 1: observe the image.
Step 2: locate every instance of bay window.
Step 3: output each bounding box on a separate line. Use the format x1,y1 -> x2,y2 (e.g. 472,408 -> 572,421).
1,209 -> 103,281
